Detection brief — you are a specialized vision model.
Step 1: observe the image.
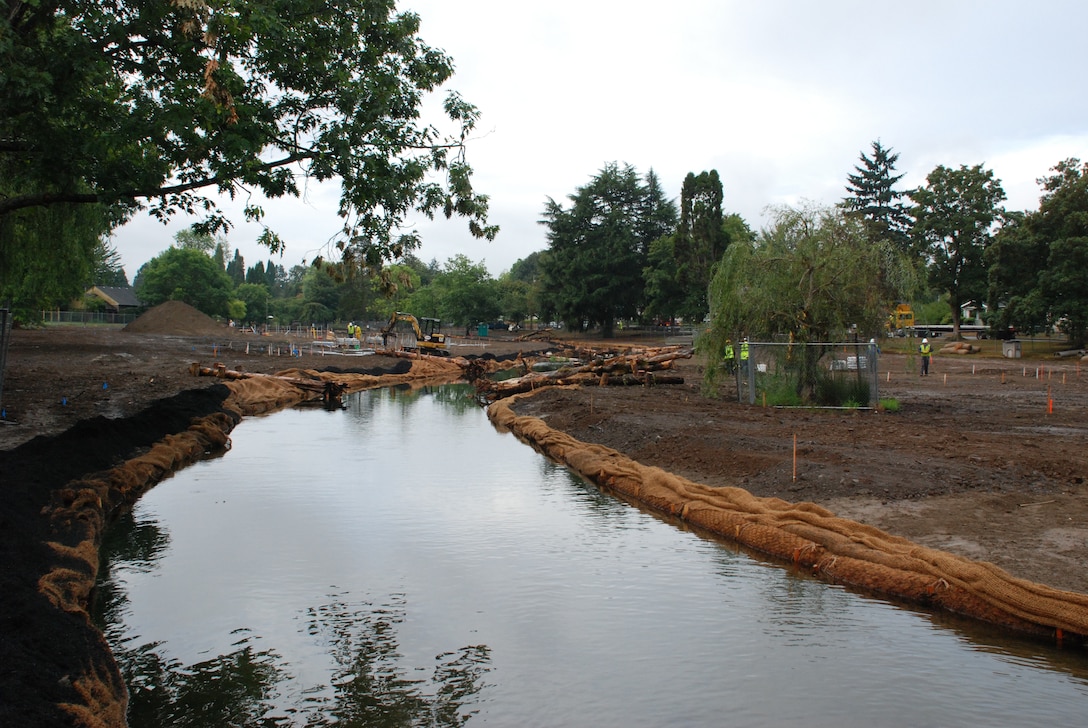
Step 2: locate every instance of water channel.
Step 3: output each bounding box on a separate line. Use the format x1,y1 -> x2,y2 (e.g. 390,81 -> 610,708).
94,383 -> 1088,727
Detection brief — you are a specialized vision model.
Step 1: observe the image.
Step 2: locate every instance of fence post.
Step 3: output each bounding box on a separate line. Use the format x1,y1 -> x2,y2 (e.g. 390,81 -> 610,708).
0,306 -> 12,416
868,340 -> 880,406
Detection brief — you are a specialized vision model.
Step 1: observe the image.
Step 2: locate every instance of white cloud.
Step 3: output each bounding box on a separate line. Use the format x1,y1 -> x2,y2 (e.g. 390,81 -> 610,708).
112,0 -> 1088,280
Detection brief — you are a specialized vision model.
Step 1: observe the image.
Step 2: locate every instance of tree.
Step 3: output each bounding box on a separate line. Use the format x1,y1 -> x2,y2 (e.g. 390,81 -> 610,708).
508,251 -> 544,284
173,227 -> 217,253
91,238 -> 129,287
2,0 -> 496,272
1040,236 -> 1088,346
0,200 -> 110,318
704,203 -> 913,397
642,234 -> 684,323
505,251 -> 544,326
644,171 -> 748,324
133,247 -> 234,316
910,164 -> 1006,339
673,170 -> 726,321
843,140 -> 914,256
1033,159 -> 1088,344
430,254 -> 499,327
246,261 -> 267,286
234,282 -> 271,323
298,266 -> 340,324
212,242 -> 227,270
985,212 -> 1050,335
264,260 -> 285,295
539,163 -> 676,336
497,275 -> 533,327
225,249 -> 246,286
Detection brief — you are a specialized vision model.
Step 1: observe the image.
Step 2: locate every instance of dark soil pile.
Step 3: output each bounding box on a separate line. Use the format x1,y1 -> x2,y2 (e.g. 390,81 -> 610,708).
123,300 -> 226,336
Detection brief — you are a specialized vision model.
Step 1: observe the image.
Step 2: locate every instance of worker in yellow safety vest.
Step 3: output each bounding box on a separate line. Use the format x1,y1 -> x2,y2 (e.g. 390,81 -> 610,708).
740,338 -> 750,375
723,340 -> 735,373
918,337 -> 932,376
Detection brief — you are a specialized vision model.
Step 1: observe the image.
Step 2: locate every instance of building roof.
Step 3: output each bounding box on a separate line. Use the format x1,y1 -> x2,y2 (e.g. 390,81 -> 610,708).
87,286 -> 142,308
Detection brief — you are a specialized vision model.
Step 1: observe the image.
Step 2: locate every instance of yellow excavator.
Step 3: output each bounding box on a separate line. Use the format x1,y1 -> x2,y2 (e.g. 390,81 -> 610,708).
380,312 -> 450,356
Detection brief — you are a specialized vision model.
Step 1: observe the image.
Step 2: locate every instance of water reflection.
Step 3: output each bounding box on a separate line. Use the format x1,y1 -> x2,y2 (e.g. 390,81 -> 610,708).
96,555 -> 492,727
299,594 -> 491,727
95,384 -> 1088,727
116,634 -> 285,728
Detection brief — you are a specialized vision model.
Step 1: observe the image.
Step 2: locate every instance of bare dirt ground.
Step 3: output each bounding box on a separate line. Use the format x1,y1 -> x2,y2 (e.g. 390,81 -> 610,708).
1,310 -> 1087,723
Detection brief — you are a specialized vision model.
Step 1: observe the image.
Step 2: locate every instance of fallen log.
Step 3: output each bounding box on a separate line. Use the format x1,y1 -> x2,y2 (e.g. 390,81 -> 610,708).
477,347 -> 692,400
191,364 -> 344,398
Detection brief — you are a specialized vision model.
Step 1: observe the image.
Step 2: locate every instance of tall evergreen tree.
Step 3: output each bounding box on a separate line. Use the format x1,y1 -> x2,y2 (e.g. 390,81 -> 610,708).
225,249 -> 246,286
91,238 -> 129,287
212,242 -> 227,270
644,170 -> 746,324
675,170 -> 726,321
246,260 -> 266,286
540,163 -> 676,337
843,141 -> 914,256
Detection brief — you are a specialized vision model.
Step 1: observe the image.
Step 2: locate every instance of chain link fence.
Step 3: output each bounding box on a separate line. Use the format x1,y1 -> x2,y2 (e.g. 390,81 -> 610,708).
40,309 -> 139,326
731,340 -> 881,407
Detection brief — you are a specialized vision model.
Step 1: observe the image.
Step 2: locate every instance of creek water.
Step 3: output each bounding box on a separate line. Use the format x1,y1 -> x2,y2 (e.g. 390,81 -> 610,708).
94,384 -> 1088,727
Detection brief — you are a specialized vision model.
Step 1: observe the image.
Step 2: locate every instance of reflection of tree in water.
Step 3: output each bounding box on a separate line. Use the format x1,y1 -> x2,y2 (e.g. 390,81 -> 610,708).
300,594 -> 492,727
545,463 -> 644,522
426,384 -> 479,415
92,509 -> 171,634
119,633 -> 286,728
99,508 -> 171,575
384,383 -> 479,418
109,594 -> 491,727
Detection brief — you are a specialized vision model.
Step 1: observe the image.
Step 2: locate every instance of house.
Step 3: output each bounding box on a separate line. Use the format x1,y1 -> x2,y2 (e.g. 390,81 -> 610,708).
85,286 -> 142,313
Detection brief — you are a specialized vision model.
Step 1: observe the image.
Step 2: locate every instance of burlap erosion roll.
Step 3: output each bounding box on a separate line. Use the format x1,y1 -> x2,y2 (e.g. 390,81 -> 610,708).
488,389 -> 1088,642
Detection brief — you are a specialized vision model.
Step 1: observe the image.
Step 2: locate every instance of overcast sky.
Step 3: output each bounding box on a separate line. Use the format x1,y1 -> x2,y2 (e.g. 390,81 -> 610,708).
112,0 -> 1088,280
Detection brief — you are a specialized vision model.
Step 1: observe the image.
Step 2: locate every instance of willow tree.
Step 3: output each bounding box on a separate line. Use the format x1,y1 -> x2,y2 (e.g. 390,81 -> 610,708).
703,202 -> 915,397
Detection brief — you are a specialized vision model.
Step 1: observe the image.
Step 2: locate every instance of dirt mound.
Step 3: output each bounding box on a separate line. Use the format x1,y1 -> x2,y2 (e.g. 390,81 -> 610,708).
123,300 -> 225,336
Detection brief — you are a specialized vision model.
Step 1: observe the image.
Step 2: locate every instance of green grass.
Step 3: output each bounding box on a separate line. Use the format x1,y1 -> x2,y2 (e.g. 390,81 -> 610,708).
878,398 -> 901,412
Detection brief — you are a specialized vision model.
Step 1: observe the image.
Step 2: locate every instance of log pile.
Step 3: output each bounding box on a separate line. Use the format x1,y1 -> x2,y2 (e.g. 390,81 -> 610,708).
515,328 -> 558,341
190,362 -> 347,403
475,346 -> 692,401
940,341 -> 981,355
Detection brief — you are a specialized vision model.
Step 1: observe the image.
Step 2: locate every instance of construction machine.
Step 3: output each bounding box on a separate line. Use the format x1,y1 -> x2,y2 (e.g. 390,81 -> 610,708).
886,303 -> 915,334
380,312 -> 450,356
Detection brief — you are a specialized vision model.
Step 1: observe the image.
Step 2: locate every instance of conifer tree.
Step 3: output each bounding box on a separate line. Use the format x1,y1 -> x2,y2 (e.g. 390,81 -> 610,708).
844,141 -> 914,256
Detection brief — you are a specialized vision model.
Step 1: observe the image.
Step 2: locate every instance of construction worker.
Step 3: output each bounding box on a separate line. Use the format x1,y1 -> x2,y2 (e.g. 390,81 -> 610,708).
723,339 -> 735,373
740,337 -> 750,375
919,337 -> 932,376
